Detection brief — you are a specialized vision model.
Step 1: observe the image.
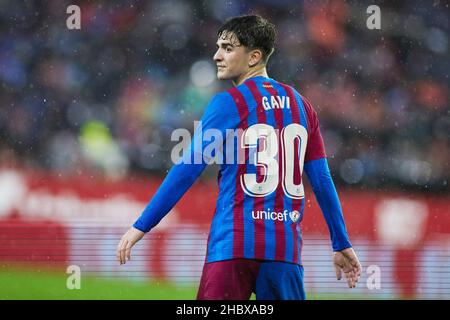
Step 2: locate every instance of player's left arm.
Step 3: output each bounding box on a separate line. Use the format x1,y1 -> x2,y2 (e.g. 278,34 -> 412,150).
301,95 -> 362,287
304,158 -> 361,287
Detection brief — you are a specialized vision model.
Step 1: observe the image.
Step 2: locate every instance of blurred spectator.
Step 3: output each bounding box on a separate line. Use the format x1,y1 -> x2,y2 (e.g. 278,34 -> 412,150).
0,0 -> 448,192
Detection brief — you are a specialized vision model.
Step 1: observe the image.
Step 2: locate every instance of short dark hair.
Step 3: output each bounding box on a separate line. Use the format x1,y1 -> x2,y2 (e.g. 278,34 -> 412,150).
217,15 -> 276,65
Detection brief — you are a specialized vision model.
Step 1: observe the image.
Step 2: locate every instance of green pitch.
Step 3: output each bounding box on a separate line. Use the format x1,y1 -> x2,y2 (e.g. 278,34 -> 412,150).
0,267 -> 198,300
0,267 -> 378,300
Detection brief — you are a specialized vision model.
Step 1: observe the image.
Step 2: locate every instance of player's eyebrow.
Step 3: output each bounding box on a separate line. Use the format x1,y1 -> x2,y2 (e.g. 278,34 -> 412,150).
216,42 -> 234,48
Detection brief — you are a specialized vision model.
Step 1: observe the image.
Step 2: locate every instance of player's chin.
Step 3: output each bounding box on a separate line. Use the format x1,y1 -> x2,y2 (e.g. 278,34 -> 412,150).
217,69 -> 230,80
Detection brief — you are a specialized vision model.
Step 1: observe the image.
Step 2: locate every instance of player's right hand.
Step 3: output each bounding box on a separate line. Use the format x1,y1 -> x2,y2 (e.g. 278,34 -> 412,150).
116,227 -> 145,265
333,247 -> 362,288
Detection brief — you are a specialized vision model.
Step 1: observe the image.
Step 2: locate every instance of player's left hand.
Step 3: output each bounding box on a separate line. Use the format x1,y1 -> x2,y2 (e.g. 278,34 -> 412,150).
333,247 -> 362,288
116,227 -> 145,265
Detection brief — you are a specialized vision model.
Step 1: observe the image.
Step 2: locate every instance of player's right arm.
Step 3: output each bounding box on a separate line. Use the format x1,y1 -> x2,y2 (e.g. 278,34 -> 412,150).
132,92 -> 239,233
117,92 -> 240,264
116,158 -> 206,264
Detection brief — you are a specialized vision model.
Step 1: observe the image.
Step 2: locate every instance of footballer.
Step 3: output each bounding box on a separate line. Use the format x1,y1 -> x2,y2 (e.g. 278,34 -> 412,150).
117,15 -> 361,300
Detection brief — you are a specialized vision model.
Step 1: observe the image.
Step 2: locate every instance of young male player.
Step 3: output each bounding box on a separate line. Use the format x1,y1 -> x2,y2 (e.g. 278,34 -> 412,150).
117,15 -> 361,300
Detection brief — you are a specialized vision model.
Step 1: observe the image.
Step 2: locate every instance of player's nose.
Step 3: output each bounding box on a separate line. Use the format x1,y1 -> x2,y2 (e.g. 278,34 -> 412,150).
213,49 -> 222,62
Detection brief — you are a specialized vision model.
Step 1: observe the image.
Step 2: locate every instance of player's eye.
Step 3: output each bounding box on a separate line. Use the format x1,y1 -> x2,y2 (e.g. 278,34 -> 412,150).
226,46 -> 232,52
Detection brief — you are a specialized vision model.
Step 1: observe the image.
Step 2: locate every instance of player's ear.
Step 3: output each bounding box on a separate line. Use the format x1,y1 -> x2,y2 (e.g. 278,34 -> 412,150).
248,49 -> 263,67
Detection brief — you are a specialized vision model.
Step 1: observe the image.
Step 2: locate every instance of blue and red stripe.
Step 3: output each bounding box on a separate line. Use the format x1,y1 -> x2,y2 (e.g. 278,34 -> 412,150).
228,87 -> 249,259
261,82 -> 286,262
279,83 -> 304,264
245,80 -> 268,261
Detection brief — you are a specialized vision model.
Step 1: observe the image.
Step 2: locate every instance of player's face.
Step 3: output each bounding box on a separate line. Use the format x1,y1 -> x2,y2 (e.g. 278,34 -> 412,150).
213,32 -> 250,81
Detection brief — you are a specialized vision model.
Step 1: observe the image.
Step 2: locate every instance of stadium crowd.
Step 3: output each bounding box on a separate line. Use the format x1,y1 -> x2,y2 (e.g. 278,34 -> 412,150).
0,0 -> 448,192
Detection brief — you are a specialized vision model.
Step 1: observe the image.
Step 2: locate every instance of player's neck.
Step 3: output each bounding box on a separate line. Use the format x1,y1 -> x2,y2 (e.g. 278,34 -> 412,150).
233,67 -> 269,86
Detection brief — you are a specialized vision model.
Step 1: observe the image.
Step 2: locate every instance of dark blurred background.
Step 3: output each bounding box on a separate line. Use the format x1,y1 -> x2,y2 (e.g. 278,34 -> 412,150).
0,0 -> 448,192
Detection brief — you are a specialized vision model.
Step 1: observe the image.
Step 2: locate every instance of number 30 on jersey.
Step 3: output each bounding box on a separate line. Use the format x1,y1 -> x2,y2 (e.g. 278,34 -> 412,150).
240,123 -> 307,199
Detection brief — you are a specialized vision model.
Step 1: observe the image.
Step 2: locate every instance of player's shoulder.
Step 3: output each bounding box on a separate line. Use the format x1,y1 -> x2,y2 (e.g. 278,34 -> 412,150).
202,91 -> 234,114
273,79 -> 296,92
209,90 -> 235,104
274,81 -> 302,100
203,90 -> 240,118
210,86 -> 248,109
297,93 -> 317,114
222,84 -> 245,98
278,82 -> 316,112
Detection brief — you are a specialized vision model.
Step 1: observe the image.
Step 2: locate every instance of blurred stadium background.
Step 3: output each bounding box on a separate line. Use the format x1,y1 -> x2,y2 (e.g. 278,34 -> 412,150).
0,0 -> 449,299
